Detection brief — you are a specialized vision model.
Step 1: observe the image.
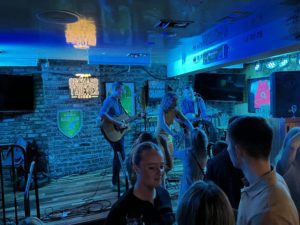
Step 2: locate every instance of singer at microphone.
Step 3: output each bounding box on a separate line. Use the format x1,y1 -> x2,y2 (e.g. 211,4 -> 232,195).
181,85 -> 217,143
181,85 -> 208,121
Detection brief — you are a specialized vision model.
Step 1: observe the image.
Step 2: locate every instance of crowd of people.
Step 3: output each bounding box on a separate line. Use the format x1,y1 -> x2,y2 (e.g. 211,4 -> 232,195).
98,82 -> 300,225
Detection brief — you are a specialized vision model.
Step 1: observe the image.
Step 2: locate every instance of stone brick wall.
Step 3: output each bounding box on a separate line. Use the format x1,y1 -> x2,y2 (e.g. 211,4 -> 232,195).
0,61 -> 174,178
3,59 -> 273,177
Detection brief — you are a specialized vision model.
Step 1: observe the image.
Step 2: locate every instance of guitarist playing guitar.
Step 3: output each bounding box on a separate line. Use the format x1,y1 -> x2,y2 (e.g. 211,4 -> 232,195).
181,85 -> 218,143
97,82 -> 144,190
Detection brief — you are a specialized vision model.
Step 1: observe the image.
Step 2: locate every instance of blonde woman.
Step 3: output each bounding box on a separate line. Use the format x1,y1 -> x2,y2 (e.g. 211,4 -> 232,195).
173,128 -> 208,200
106,142 -> 174,225
156,92 -> 193,171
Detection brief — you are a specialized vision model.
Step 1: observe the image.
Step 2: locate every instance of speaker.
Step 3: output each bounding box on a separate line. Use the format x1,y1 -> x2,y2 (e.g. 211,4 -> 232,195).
271,71 -> 300,118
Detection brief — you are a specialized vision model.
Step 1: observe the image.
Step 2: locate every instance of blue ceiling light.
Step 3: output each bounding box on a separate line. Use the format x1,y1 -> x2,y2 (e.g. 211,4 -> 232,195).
254,62 -> 261,71
278,57 -> 289,67
266,61 -> 277,69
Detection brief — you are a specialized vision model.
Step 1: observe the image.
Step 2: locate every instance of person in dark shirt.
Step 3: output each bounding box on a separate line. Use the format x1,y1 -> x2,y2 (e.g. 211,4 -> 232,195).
205,116 -> 244,210
105,142 -> 174,225
205,148 -> 244,210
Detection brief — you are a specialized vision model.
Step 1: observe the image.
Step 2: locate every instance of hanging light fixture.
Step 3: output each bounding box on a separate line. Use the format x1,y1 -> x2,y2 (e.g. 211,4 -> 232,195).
65,18 -> 96,49
69,73 -> 99,99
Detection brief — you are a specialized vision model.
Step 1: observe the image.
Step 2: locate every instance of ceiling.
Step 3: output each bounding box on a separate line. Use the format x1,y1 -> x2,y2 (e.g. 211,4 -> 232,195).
0,0 -> 299,69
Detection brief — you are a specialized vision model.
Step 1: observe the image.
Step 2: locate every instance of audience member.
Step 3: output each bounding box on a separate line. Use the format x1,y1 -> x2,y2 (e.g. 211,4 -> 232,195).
227,116 -> 299,225
126,131 -> 157,186
106,142 -> 174,225
210,140 -> 227,157
276,127 -> 300,218
205,142 -> 244,210
176,180 -> 235,225
205,116 -> 244,210
173,128 -> 208,200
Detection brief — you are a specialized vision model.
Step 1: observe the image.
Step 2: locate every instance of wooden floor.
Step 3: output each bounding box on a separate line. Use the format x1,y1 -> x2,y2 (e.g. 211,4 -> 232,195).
1,161 -> 182,225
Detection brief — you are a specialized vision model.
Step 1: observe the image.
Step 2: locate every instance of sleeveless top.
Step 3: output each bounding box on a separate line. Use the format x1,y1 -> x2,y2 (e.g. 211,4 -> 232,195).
156,109 -> 177,143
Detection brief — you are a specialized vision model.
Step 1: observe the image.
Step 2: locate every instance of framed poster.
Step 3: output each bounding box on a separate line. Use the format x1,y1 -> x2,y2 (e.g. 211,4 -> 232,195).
105,82 -> 135,116
148,80 -> 166,100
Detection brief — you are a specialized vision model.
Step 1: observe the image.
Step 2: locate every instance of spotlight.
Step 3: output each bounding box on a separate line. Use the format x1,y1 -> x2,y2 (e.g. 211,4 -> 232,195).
278,57 -> 289,67
266,61 -> 277,69
254,62 -> 261,71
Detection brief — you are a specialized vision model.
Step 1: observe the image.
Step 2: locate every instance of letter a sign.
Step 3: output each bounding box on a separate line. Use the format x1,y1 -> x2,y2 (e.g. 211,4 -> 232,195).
57,109 -> 82,138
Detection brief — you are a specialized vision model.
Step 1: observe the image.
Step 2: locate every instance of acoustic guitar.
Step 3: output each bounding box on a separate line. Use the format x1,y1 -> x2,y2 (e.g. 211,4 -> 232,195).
100,113 -> 143,142
180,112 -> 223,132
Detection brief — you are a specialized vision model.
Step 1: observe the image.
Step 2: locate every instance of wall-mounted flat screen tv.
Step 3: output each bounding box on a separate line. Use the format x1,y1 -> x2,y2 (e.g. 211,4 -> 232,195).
247,77 -> 270,113
0,75 -> 34,112
194,73 -> 245,101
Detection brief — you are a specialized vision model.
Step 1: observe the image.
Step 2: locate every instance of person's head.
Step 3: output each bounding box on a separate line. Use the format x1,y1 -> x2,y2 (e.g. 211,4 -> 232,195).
183,85 -> 195,100
127,132 -> 157,186
190,128 -> 208,158
226,116 -> 273,168
278,127 -> 300,163
135,131 -> 157,145
176,180 -> 235,225
112,81 -> 123,98
132,142 -> 165,188
160,92 -> 178,112
211,140 -> 227,157
228,115 -> 242,126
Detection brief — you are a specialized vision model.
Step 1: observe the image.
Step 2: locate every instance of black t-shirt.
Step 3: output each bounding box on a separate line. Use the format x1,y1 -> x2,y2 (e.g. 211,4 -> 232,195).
205,150 -> 244,209
105,187 -> 174,225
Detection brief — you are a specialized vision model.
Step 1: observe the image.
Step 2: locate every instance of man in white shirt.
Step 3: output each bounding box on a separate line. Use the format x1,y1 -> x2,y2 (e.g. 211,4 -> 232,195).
226,116 -> 299,225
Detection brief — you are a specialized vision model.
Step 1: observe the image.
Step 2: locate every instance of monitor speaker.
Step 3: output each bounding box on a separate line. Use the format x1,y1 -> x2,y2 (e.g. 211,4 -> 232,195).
271,71 -> 300,118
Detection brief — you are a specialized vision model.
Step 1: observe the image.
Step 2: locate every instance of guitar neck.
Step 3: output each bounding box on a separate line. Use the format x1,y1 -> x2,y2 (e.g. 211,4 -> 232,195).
125,114 -> 141,123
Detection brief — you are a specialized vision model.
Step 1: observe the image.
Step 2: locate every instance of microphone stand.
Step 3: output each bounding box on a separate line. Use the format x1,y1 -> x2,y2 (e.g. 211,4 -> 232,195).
193,94 -> 201,118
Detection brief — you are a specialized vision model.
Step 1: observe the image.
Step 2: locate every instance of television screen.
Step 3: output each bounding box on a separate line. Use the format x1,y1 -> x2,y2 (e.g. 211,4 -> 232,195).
0,75 -> 34,112
247,77 -> 270,113
194,73 -> 245,101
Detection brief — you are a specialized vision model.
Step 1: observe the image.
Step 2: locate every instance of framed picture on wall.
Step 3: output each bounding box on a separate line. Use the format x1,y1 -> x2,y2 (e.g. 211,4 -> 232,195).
148,80 -> 166,100
105,82 -> 135,116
